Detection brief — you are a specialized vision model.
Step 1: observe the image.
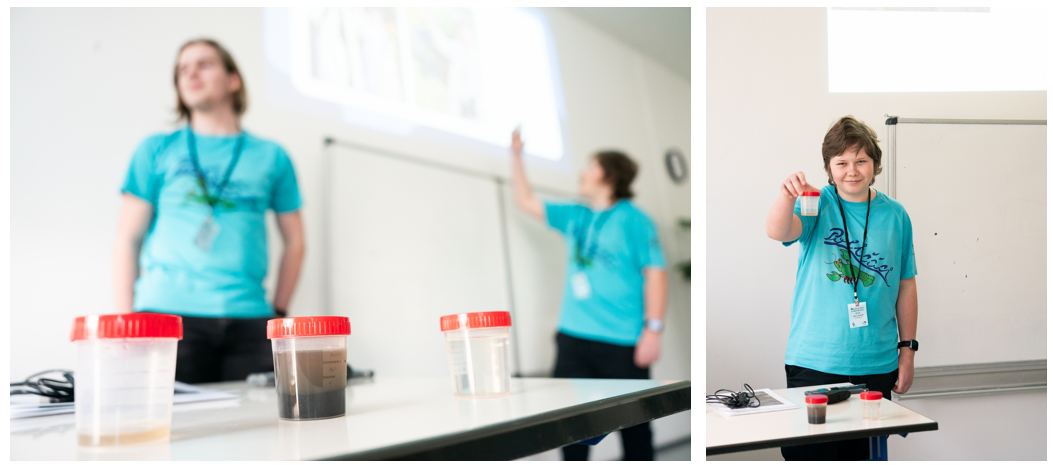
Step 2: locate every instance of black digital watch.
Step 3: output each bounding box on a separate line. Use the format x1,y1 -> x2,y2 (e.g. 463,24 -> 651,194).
897,340 -> 919,352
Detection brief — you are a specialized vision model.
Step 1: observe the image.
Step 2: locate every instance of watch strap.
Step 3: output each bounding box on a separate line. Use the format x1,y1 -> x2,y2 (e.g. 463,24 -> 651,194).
898,340 -> 918,351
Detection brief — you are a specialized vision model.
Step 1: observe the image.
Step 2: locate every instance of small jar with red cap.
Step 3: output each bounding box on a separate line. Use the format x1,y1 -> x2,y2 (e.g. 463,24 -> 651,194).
860,391 -> 883,420
267,316 -> 351,420
440,311 -> 513,397
800,190 -> 820,216
805,394 -> 828,424
71,313 -> 183,446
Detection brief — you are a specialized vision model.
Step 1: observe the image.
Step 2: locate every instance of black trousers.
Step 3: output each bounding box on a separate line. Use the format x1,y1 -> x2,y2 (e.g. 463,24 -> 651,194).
145,312 -> 275,384
781,364 -> 900,461
553,332 -> 653,461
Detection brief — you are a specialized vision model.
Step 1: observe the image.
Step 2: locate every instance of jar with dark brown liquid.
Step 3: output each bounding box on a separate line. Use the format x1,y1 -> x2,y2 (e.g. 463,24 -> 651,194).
267,317 -> 351,421
805,394 -> 828,424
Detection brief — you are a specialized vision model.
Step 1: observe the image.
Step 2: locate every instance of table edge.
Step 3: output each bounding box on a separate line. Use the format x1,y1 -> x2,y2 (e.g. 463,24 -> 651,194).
706,420 -> 938,456
324,380 -> 692,460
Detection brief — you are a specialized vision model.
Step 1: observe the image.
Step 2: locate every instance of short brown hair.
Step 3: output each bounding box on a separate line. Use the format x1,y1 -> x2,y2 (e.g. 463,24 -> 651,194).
594,151 -> 638,200
173,39 -> 247,122
822,115 -> 882,186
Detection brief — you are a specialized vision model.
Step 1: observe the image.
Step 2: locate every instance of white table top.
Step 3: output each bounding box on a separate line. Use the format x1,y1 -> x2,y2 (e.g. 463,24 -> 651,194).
706,382 -> 938,455
11,376 -> 689,461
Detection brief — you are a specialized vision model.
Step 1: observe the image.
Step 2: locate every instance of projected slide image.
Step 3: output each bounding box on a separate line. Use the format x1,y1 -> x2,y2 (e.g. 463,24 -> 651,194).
287,7 -> 566,160
307,8 -> 404,102
408,8 -> 481,120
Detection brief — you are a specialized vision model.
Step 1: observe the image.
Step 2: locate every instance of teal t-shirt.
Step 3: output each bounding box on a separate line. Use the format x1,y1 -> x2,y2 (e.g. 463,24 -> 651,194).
782,185 -> 917,375
121,127 -> 302,318
544,199 -> 666,346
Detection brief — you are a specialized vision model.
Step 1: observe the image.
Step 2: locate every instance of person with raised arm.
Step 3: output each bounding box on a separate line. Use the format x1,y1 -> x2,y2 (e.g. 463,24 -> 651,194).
510,129 -> 668,461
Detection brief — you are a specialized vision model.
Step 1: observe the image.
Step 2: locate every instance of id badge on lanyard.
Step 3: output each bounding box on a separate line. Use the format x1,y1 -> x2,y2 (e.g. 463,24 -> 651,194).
835,188 -> 872,330
187,128 -> 243,253
848,301 -> 868,328
194,211 -> 221,252
571,271 -> 592,300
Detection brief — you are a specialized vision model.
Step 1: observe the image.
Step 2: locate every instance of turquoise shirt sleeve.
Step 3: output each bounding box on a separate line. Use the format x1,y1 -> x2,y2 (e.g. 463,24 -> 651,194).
782,196 -> 818,247
270,148 -> 302,214
120,136 -> 163,205
544,201 -> 580,234
635,213 -> 666,269
900,210 -> 918,280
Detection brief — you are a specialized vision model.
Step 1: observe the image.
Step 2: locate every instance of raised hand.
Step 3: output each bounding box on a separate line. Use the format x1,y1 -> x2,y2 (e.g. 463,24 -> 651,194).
511,129 -> 524,158
781,171 -> 819,198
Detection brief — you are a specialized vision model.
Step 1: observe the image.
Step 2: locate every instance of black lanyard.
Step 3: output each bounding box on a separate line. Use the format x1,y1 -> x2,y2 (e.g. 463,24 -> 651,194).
187,127 -> 244,212
834,188 -> 871,305
574,207 -> 614,267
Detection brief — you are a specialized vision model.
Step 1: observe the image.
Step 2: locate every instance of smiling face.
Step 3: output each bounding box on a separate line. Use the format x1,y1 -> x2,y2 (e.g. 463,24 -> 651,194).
829,145 -> 875,200
175,43 -> 241,115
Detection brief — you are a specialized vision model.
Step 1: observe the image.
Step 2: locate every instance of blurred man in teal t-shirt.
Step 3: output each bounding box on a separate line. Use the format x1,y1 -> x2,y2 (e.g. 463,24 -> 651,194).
509,130 -> 668,461
113,39 -> 305,384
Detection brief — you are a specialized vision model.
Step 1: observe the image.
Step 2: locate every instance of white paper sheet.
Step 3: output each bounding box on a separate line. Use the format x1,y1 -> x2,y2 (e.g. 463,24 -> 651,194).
10,381 -> 240,419
708,388 -> 799,418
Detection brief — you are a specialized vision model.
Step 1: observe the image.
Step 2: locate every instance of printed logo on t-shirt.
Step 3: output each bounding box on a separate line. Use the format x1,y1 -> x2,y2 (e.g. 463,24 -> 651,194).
173,159 -> 265,212
822,228 -> 893,287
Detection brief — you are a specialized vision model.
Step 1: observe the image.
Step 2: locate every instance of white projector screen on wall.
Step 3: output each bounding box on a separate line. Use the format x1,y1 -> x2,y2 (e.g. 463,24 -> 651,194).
828,7 -> 1047,93
278,7 -> 567,161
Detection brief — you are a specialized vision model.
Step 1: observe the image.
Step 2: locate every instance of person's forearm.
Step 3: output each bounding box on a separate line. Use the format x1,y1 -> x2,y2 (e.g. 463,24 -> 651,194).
273,240 -> 305,313
113,238 -> 141,314
511,152 -> 536,207
644,269 -> 668,324
765,192 -> 798,241
896,277 -> 918,361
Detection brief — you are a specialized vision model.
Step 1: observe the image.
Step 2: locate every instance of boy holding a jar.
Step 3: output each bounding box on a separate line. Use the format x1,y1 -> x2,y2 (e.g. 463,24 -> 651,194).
765,115 -> 919,460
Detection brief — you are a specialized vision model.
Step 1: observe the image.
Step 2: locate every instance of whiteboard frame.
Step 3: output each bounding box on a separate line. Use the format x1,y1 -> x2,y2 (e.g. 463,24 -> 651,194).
883,116 -> 1047,199
881,116 -> 1047,397
321,136 -> 579,377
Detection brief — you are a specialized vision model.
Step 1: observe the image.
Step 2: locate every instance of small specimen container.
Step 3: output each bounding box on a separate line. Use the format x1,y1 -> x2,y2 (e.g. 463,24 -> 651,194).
805,394 -> 828,424
800,191 -> 820,216
861,391 -> 883,420
267,316 -> 351,421
440,311 -> 513,397
72,313 -> 183,447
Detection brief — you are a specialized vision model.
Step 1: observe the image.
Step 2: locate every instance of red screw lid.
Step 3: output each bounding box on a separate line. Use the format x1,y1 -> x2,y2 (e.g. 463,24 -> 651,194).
860,391 -> 884,401
805,394 -> 828,404
71,313 -> 183,341
440,311 -> 512,331
267,316 -> 350,339
800,191 -> 821,196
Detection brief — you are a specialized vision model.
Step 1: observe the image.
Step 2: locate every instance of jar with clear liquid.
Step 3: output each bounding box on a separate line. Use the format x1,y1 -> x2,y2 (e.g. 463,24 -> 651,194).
440,312 -> 513,397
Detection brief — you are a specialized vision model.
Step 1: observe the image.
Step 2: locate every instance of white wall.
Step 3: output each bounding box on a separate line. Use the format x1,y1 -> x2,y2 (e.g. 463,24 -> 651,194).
10,7 -> 690,459
706,7 -> 1045,461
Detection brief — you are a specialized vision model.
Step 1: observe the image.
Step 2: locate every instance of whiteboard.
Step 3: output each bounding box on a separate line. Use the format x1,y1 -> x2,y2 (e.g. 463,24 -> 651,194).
895,123 -> 1046,367
327,143 -> 572,377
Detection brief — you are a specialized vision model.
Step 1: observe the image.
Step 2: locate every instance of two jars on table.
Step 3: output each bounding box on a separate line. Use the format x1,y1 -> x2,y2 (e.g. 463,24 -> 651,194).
804,390 -> 885,425
70,313 -> 354,449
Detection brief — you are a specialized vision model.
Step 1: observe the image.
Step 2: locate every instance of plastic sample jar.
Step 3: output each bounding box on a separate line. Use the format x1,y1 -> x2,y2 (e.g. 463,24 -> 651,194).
72,313 -> 183,446
800,191 -> 820,216
805,394 -> 828,424
267,316 -> 351,421
440,311 -> 513,397
861,391 -> 883,420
